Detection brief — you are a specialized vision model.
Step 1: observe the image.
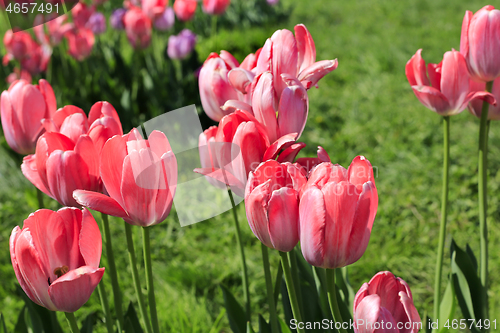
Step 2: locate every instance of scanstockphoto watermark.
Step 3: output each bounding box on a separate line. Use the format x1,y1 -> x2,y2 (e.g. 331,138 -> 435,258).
289,319 -> 422,331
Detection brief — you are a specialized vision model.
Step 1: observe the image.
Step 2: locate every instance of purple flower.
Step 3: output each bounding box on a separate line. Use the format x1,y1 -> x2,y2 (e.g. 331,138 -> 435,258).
110,8 -> 127,30
267,0 -> 279,5
154,6 -> 175,31
167,29 -> 197,59
87,12 -> 107,34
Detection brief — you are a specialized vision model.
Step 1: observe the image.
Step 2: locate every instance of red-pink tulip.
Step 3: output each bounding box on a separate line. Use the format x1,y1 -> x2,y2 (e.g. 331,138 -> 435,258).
3,30 -> 36,61
173,0 -> 197,21
202,0 -> 230,15
142,0 -> 168,19
295,145 -> 330,174
123,7 -> 152,49
74,129 -> 177,227
299,156 -> 378,268
1,79 -> 57,155
245,160 -> 306,252
71,3 -> 94,29
10,208 -> 104,313
460,5 -> 500,82
353,271 -> 421,333
406,49 -> 495,116
6,68 -> 32,84
468,78 -> 500,119
66,28 -> 95,61
198,125 -> 226,189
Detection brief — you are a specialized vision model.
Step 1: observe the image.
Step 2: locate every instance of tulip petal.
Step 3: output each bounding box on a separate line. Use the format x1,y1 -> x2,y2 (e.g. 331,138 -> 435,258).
73,190 -> 129,220
18,85 -> 46,142
256,39 -> 272,75
10,226 -> 37,303
277,142 -> 306,163
399,291 -> 422,333
49,266 -> 104,313
267,187 -> 299,252
278,75 -> 309,139
299,187 -> 326,267
348,155 -> 375,191
221,100 -> 254,115
59,113 -> 88,144
37,79 -> 57,117
51,105 -> 86,130
460,10 -> 472,58
88,116 -> 124,154
1,90 -> 29,154
79,208 -> 102,268
271,29 -> 298,96
21,154 -> 52,197
405,49 -> 429,86
298,59 -> 338,90
411,85 -> 451,114
54,208 -> 85,271
440,50 -> 470,111
263,133 -> 297,161
354,294 -> 381,333
245,181 -> 273,248
88,102 -> 122,134
377,307 -> 399,333
228,68 -> 255,94
294,24 -> 316,73
252,72 -> 279,143
147,130 -> 174,171
100,134 -> 128,207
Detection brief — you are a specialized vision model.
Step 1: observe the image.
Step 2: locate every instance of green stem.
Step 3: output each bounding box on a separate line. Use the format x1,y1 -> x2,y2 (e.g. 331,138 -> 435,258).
279,251 -> 304,333
326,269 -> 347,333
273,259 -> 283,306
313,267 -> 332,323
96,281 -> 114,333
64,312 -> 80,333
101,213 -> 124,329
227,188 -> 251,321
288,250 -> 304,320
143,227 -> 160,333
125,222 -> 153,333
36,188 -> 44,209
479,80 -> 493,324
434,116 -> 450,321
261,244 -> 279,333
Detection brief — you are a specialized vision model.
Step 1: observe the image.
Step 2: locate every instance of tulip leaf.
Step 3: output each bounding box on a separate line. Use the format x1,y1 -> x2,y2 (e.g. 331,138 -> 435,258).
15,286 -> 62,333
466,244 -> 478,273
14,307 -> 28,333
335,286 -> 354,333
124,302 -> 144,333
247,321 -> 256,333
258,314 -> 271,333
437,276 -> 456,333
278,317 -> 292,333
80,312 -> 97,333
335,267 -> 355,314
220,285 -> 246,333
450,240 -> 484,332
1,313 -> 7,333
280,278 -> 294,328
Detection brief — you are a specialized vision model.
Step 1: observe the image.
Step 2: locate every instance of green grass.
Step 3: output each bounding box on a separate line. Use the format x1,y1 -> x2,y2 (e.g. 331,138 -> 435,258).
1,0 -> 500,331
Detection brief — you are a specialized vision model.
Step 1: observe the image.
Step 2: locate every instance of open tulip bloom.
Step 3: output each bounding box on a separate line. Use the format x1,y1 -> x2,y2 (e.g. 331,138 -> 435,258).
10,208 -> 104,313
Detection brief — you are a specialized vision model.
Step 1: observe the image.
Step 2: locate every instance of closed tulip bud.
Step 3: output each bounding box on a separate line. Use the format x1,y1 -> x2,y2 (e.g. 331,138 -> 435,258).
468,78 -> 500,120
461,6 -> 500,82
300,156 -> 378,269
245,160 -> 306,252
1,79 -> 57,155
123,7 -> 152,49
354,271 -> 421,333
110,8 -> 127,30
66,28 -> 95,61
154,6 -> 175,30
202,0 -> 230,15
141,0 -> 168,20
173,0 -> 197,21
10,208 -> 104,313
74,129 -> 177,227
406,49 -> 496,116
167,29 -> 196,59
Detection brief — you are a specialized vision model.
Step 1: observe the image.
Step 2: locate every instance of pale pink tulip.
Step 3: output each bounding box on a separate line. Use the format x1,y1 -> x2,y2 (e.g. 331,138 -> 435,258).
10,208 -> 104,313
299,156 -> 378,268
354,271 -> 421,333
461,6 -> 500,82
406,49 -> 495,116
74,129 -> 177,227
245,160 -> 306,251
0,79 -> 56,154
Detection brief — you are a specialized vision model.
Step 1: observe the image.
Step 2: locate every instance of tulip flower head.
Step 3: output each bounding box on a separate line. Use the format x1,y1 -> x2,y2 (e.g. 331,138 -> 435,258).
173,0 -> 197,21
406,49 -> 496,116
202,0 -> 230,15
245,160 -> 306,252
74,129 -> 177,227
154,6 -> 175,30
299,156 -> 378,269
71,3 -> 94,29
110,8 -> 127,30
123,7 -> 152,49
10,208 -> 104,313
167,29 -> 197,59
0,79 -> 57,155
65,28 -> 95,61
353,271 -> 421,333
87,12 -> 107,34
460,5 -> 500,82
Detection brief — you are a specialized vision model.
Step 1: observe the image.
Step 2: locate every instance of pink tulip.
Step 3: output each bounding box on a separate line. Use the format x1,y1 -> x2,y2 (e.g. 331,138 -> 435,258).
21,43 -> 52,76
198,125 -> 226,189
299,156 -> 378,268
468,78 -> 500,119
74,129 -> 177,227
406,49 -> 495,116
245,160 -> 306,251
10,208 -> 104,313
173,0 -> 197,21
71,3 -> 94,29
295,145 -> 331,174
142,0 -> 168,20
460,5 -> 500,82
123,7 -> 152,49
353,271 -> 421,333
202,0 -> 230,15
3,30 -> 36,62
6,68 -> 32,84
199,51 -> 241,121
65,28 -> 95,61
1,79 -> 56,155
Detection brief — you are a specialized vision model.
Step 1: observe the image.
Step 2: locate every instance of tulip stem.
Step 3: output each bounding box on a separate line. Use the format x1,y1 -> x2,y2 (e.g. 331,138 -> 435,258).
273,259 -> 283,306
227,188 -> 251,321
36,188 -> 44,209
124,222 -> 153,333
143,227 -> 160,333
478,80 -> 493,322
279,251 -> 304,333
433,116 -> 450,321
101,213 -> 124,330
261,244 -> 280,333
326,269 -> 347,333
64,312 -> 80,333
96,281 -> 114,333
288,250 -> 304,319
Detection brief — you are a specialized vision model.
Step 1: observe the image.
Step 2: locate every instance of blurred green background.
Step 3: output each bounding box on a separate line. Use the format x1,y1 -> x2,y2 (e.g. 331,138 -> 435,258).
0,0 -> 499,331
